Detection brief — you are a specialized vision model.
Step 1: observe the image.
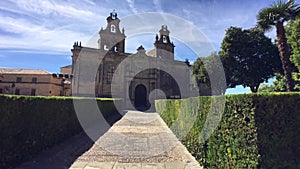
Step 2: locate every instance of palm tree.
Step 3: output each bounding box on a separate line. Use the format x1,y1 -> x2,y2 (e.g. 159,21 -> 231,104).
257,0 -> 300,91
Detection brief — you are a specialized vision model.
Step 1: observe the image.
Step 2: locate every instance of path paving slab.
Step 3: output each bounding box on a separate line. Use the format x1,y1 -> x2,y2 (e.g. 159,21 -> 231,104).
71,111 -> 202,169
17,111 -> 202,169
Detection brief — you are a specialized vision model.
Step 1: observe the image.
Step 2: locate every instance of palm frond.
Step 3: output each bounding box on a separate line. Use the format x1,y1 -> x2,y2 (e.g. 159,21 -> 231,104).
271,0 -> 284,8
257,8 -> 275,31
257,0 -> 300,28
289,3 -> 300,20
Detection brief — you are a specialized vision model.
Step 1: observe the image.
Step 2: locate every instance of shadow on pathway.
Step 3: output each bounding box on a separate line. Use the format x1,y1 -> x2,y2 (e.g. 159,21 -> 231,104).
16,111 -> 201,169
15,114 -> 122,169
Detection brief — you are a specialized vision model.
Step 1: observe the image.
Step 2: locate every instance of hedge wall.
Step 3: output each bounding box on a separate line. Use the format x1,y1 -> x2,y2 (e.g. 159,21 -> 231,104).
155,93 -> 300,169
0,95 -> 120,169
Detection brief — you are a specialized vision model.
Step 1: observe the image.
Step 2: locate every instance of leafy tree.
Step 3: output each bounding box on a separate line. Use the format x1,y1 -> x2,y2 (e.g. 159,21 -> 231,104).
192,52 -> 226,95
258,83 -> 277,92
259,72 -> 300,92
287,18 -> 300,70
219,27 -> 281,93
257,0 -> 300,91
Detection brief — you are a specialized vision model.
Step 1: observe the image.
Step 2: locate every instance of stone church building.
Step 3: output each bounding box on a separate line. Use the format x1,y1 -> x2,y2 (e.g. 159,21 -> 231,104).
0,12 -> 195,105
68,11 -> 194,110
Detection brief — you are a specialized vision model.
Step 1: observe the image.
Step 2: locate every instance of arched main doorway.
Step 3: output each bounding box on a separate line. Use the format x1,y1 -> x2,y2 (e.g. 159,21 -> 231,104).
134,84 -> 148,111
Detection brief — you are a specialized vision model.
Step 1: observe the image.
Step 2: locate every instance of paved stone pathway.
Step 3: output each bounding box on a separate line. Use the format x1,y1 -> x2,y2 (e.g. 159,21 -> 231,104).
70,111 -> 201,169
17,111 -> 202,169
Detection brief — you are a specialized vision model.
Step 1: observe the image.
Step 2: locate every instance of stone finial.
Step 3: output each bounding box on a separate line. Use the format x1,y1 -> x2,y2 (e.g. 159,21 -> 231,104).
137,45 -> 145,51
137,45 -> 146,55
184,59 -> 191,66
110,10 -> 117,19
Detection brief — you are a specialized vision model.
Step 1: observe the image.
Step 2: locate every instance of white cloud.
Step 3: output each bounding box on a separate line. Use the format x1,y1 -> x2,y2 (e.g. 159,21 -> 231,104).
0,4 -> 32,17
0,0 -> 111,54
0,16 -> 90,52
0,0 -> 279,56
82,0 -> 96,5
11,0 -> 96,20
126,0 -> 138,14
153,0 -> 162,12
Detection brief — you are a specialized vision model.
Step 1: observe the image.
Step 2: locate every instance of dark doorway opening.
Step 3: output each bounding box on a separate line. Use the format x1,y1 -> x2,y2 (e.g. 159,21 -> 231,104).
134,84 -> 149,111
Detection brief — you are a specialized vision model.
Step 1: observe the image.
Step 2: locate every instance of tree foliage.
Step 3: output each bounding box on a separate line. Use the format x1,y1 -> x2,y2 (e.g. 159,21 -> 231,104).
219,27 -> 281,93
192,52 -> 226,95
259,73 -> 300,92
287,18 -> 300,70
260,18 -> 300,92
257,0 -> 300,91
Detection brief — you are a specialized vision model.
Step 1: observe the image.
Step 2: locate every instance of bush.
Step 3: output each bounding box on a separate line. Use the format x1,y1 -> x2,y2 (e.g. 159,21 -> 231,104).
155,93 -> 300,169
0,95 -> 120,169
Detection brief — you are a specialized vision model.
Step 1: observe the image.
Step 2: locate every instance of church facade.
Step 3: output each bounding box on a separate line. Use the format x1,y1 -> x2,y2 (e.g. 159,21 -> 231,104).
70,12 -> 193,110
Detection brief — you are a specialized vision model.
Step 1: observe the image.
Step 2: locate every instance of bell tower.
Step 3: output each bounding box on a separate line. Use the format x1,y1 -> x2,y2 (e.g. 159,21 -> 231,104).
98,11 -> 126,53
154,25 -> 175,60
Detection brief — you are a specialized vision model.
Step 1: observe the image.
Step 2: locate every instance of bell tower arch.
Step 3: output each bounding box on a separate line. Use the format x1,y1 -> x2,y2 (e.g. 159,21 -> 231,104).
98,11 -> 126,53
154,25 -> 175,60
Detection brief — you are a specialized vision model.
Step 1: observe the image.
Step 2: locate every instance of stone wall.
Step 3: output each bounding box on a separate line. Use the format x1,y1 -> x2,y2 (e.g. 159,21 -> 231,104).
0,73 -> 69,96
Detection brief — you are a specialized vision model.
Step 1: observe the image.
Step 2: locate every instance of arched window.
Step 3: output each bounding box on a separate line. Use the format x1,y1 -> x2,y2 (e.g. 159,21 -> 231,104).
104,44 -> 109,51
163,36 -> 167,43
111,25 -> 116,33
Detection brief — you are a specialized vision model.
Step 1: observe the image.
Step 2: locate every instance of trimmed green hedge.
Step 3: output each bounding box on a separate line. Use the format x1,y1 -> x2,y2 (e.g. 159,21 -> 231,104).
155,93 -> 300,169
0,95 -> 120,169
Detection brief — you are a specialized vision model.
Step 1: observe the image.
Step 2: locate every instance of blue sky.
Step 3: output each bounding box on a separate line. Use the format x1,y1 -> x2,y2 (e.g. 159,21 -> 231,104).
0,0 -> 290,94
